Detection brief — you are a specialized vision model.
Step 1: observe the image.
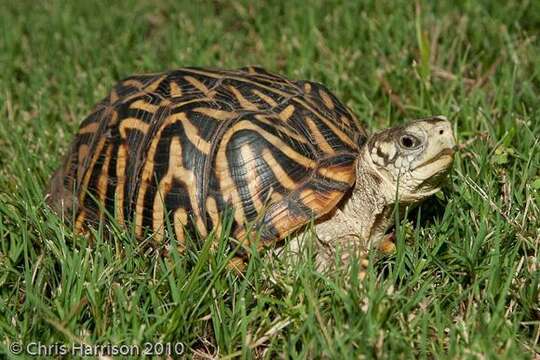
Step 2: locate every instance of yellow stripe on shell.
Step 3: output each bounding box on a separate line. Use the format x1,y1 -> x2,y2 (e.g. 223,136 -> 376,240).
305,116 -> 335,154
135,115 -> 208,238
109,88 -> 119,103
129,99 -> 159,113
171,136 -> 207,235
193,107 -> 237,121
169,113 -> 212,155
184,76 -> 215,98
77,144 -> 89,170
254,115 -> 308,144
318,89 -> 335,109
115,143 -> 127,226
251,89 -> 278,107
278,105 -> 295,122
181,68 -> 291,98
228,85 -> 259,111
173,207 -> 188,252
78,122 -> 99,134
151,174 -> 173,243
233,120 -> 317,169
144,75 -> 167,93
74,209 -> 87,234
239,144 -> 264,212
260,148 -> 298,190
293,98 -> 357,149
96,143 -> 113,213
122,79 -> 144,89
118,117 -> 150,137
205,195 -> 221,237
78,136 -> 106,217
170,82 -> 183,97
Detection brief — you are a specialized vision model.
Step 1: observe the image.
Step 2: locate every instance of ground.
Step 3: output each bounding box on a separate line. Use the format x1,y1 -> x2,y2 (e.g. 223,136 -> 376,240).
1,0 -> 539,358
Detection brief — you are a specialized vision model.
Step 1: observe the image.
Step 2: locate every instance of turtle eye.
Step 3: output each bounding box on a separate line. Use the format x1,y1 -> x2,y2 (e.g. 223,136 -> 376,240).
399,134 -> 420,149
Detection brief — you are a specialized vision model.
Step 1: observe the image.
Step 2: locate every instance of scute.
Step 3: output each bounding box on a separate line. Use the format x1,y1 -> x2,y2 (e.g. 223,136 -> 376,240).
48,67 -> 367,249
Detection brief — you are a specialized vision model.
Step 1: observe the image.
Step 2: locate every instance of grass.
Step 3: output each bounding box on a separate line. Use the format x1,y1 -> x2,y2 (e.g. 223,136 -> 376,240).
1,0 -> 539,358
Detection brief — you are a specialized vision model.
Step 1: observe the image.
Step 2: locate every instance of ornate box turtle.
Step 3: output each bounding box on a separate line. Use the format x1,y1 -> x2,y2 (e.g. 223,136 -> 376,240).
47,67 -> 455,268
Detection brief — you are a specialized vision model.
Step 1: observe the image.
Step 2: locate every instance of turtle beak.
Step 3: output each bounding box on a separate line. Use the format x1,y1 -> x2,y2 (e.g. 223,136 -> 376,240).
408,116 -> 456,178
418,115 -> 456,156
432,116 -> 456,152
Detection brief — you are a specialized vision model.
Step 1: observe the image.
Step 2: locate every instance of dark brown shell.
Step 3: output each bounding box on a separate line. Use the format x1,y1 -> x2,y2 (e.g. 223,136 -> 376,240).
48,66 -> 367,249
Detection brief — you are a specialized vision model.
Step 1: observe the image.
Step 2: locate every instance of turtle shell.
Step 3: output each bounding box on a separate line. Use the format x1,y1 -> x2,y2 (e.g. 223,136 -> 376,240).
48,66 -> 368,249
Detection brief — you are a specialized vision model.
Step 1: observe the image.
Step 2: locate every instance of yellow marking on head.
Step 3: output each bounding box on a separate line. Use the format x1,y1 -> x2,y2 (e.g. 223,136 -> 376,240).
318,89 -> 335,109
129,99 -> 159,113
194,107 -> 237,121
185,75 -> 215,98
305,116 -> 335,154
251,89 -> 278,107
278,105 -> 295,122
228,85 -> 258,111
170,81 -> 183,97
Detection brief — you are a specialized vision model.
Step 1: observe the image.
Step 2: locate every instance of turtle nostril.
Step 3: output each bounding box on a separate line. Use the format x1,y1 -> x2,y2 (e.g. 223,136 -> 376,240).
439,129 -> 444,135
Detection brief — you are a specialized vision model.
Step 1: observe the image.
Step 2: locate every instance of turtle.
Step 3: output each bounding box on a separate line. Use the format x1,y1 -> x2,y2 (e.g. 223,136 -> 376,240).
47,66 -> 455,270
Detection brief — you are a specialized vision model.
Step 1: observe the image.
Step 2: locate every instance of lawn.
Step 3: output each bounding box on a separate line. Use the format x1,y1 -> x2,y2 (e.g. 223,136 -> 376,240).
1,0 -> 539,358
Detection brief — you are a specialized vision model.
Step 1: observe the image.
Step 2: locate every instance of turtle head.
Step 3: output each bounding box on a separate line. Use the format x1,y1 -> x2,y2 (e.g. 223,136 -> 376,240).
366,116 -> 455,203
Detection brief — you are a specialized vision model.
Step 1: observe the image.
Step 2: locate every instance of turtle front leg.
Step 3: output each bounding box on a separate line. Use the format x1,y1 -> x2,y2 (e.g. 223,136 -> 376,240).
315,233 -> 370,279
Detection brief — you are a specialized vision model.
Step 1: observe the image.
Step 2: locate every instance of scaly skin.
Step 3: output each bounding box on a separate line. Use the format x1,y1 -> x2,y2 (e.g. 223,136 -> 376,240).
287,116 -> 456,270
